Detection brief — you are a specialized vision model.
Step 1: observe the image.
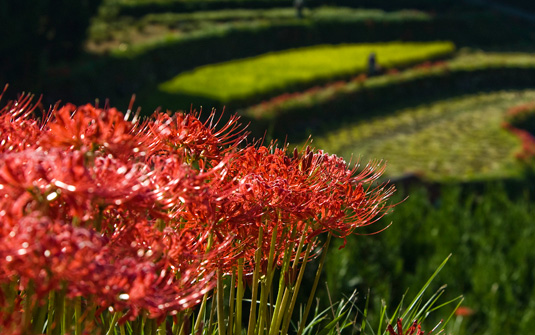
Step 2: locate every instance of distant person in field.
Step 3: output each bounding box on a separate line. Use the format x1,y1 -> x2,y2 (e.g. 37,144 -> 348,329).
295,0 -> 305,18
368,52 -> 384,77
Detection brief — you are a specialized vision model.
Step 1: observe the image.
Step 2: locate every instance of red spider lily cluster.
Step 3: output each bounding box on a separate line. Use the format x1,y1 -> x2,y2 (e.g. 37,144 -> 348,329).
387,318 -> 437,335
502,102 -> 535,163
0,89 -> 395,333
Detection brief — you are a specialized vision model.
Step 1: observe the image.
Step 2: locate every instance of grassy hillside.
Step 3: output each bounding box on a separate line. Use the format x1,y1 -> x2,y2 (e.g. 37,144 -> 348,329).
321,181 -> 535,335
306,90 -> 535,181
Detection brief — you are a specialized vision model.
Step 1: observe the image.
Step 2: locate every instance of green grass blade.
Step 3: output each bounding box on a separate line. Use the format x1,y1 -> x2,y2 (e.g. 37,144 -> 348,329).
400,254 -> 451,321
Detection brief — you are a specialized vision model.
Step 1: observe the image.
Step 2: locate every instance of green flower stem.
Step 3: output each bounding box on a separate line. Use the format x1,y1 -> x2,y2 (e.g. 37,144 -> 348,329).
208,293 -> 217,334
151,318 -> 158,335
74,297 -> 82,335
194,232 -> 215,334
94,208 -> 103,232
270,288 -> 292,335
22,282 -> 34,332
173,311 -> 189,335
120,321 -> 127,335
297,233 -> 332,335
65,299 -> 74,334
157,218 -> 165,231
51,287 -> 66,335
184,311 -> 193,335
281,239 -> 313,335
140,314 -> 148,335
235,258 -> 245,335
158,319 -> 166,334
33,298 -> 49,334
258,281 -> 269,334
217,268 -> 227,335
258,222 -> 279,334
46,290 -> 55,335
172,314 -> 180,335
289,229 -> 307,274
84,301 -> 97,334
268,235 -> 298,335
1,282 -> 13,310
132,313 -> 142,335
106,312 -> 120,335
267,251 -> 292,334
193,294 -> 209,333
246,227 -> 264,335
144,317 -> 156,335
171,313 -> 182,335
228,270 -> 236,335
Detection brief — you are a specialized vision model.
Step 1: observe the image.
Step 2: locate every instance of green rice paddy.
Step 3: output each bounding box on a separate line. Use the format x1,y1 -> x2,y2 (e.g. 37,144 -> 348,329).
158,41 -> 454,104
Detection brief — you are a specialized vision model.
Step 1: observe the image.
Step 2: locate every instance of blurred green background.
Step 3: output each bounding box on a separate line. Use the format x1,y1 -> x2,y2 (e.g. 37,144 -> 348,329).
1,0 -> 535,334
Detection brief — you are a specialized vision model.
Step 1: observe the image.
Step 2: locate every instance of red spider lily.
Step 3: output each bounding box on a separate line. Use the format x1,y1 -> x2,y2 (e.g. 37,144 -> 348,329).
0,95 -> 235,326
0,214 -> 221,321
0,92 -> 43,153
299,149 -> 395,239
502,104 -> 535,163
38,102 -> 150,160
387,318 -> 433,335
0,148 -> 159,227
512,129 -> 535,162
147,109 -> 247,165
219,143 -> 395,274
455,306 -> 475,317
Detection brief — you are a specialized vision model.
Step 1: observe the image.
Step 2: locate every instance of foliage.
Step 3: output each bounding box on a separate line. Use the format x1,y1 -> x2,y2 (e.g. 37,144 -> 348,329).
322,181 -> 535,335
302,256 -> 462,335
157,41 -> 454,107
0,0 -> 101,96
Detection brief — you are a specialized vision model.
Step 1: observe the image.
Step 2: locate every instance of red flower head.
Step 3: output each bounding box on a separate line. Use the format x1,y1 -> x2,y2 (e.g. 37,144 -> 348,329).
39,102 -> 148,160
0,92 -> 42,153
387,318 -> 432,335
147,109 -> 247,165
221,143 -> 395,274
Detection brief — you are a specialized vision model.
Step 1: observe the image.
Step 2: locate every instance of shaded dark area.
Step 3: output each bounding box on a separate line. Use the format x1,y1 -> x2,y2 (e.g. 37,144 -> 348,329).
2,1 -> 535,112
116,0 -> 478,17
0,0 -> 102,101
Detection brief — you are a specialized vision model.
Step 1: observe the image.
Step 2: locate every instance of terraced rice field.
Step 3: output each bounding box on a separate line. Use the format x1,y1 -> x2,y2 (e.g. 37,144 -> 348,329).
308,90 -> 535,181
86,7 -> 430,55
158,41 -> 453,104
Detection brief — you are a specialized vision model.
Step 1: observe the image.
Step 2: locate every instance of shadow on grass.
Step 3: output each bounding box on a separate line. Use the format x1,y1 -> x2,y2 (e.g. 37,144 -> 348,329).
135,88 -> 223,115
